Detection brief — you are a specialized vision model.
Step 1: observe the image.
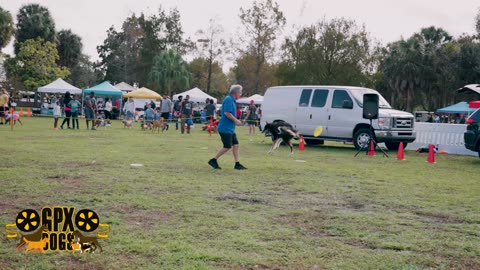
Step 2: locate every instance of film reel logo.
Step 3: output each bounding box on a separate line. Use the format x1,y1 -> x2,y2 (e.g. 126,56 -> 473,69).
5,207 -> 110,254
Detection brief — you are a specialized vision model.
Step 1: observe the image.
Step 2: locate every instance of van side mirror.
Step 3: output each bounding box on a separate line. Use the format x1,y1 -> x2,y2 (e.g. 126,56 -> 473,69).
342,100 -> 353,109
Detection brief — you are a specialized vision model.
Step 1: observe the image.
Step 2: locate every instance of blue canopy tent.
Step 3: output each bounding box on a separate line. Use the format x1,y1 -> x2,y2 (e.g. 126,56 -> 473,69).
82,82 -> 123,118
436,102 -> 477,114
83,81 -> 123,96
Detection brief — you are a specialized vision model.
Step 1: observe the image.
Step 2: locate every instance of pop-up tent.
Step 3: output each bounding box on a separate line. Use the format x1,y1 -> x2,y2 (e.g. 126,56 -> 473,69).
115,82 -> 136,93
38,78 -> 82,94
173,87 -> 217,103
123,87 -> 162,100
124,87 -> 162,109
437,102 -> 477,114
83,81 -> 123,96
237,94 -> 264,105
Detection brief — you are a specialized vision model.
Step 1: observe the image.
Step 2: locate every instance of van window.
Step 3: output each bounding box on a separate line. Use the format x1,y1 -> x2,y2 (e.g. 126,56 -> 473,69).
299,89 -> 312,107
332,90 -> 353,109
311,89 -> 329,108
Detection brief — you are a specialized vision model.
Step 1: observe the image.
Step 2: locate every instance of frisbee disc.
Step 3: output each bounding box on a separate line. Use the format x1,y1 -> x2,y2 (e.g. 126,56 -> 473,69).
130,164 -> 144,167
314,126 -> 323,137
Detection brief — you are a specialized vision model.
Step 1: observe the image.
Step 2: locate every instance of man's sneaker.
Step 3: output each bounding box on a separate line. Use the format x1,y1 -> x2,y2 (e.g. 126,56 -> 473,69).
91,127 -> 96,130
234,163 -> 247,170
208,158 -> 221,169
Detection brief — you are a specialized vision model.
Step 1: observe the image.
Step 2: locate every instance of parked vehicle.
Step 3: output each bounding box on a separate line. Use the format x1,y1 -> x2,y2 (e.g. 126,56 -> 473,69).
464,108 -> 480,157
261,86 -> 416,150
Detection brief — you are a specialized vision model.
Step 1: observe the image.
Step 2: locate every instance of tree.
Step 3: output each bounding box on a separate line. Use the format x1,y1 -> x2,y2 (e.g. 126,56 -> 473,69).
56,29 -> 83,70
14,4 -> 55,54
69,54 -> 102,88
187,57 -> 228,94
196,18 -> 227,93
476,7 -> 480,36
236,0 -> 285,94
231,52 -> 279,96
0,6 -> 14,50
148,49 -> 191,95
97,8 -> 193,86
5,38 -> 70,91
277,18 -> 377,87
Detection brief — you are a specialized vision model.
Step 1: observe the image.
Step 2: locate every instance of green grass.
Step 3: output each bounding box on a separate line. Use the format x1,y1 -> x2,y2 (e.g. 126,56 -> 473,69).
1,117 -> 479,270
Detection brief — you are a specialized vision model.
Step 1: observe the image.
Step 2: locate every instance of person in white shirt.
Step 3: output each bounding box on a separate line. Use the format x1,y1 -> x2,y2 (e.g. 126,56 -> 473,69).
104,98 -> 113,120
123,98 -> 135,120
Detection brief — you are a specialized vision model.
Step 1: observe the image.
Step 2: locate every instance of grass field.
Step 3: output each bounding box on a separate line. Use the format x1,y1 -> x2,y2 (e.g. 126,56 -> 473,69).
0,117 -> 479,270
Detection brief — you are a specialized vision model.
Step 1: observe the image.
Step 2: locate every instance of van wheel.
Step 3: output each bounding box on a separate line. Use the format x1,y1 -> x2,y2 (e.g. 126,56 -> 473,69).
353,128 -> 373,150
385,142 -> 408,151
305,139 -> 324,146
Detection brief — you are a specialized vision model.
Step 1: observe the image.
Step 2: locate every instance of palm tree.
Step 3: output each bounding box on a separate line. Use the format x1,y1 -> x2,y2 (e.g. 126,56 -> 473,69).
148,49 -> 191,96
0,6 -> 14,51
56,29 -> 83,69
383,37 -> 425,112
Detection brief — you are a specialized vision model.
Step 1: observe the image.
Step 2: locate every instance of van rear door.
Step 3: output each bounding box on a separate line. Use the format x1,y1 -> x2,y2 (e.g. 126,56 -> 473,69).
295,88 -> 330,136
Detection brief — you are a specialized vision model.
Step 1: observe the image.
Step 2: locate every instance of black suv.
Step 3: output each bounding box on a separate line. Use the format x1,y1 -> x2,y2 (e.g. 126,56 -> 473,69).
464,108 -> 480,157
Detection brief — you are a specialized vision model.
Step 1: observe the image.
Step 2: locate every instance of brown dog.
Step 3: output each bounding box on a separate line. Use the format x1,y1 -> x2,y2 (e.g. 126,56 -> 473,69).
122,119 -> 133,129
72,230 -> 102,253
152,119 -> 167,133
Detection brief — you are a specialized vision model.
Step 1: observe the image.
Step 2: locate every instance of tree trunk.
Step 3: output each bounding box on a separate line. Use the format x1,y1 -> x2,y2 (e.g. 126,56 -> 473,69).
207,56 -> 212,93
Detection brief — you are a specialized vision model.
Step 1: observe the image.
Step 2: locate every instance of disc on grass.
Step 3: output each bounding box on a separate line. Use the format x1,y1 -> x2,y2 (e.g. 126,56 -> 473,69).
130,164 -> 144,167
314,126 -> 323,137
295,160 -> 306,163
200,147 -> 208,150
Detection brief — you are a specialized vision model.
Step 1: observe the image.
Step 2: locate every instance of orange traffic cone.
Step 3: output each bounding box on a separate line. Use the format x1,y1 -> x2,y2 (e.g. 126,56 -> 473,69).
396,142 -> 405,160
427,144 -> 435,164
27,107 -> 32,117
19,108 -> 24,117
299,135 -> 305,151
367,141 -> 375,156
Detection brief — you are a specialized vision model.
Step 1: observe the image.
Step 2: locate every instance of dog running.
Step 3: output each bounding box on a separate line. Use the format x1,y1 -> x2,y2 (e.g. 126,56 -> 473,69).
263,120 -> 300,156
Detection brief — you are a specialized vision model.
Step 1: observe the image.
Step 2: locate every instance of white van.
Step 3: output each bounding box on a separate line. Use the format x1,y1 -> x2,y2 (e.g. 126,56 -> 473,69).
261,86 -> 416,150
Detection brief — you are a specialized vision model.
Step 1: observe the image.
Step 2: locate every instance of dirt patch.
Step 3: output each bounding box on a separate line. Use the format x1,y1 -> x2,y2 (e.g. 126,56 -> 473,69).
216,192 -> 267,205
415,211 -> 465,224
47,175 -> 86,193
115,204 -> 171,231
58,256 -> 104,270
446,256 -> 480,270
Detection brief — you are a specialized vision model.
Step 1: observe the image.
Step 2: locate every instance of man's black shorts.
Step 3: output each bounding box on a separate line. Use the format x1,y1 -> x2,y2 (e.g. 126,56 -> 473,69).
161,112 -> 169,120
219,132 -> 239,149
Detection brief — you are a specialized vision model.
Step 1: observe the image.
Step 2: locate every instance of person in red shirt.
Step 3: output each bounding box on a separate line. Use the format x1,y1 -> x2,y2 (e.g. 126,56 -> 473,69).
236,104 -> 242,120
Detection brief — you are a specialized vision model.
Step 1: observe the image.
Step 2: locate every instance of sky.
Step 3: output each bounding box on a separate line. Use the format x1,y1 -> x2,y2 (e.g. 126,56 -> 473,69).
2,0 -> 479,68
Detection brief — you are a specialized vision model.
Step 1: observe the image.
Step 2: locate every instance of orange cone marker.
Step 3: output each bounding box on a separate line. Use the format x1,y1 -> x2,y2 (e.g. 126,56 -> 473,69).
299,135 -> 305,151
19,108 -> 24,117
367,141 -> 375,156
396,142 -> 405,160
27,107 -> 32,117
427,144 -> 435,164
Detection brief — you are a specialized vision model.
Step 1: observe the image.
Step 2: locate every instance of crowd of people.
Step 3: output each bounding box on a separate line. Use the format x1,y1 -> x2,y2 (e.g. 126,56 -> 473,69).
0,87 -> 264,135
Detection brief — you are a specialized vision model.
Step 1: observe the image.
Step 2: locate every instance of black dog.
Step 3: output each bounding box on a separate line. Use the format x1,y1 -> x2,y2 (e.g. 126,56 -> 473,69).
263,120 -> 300,156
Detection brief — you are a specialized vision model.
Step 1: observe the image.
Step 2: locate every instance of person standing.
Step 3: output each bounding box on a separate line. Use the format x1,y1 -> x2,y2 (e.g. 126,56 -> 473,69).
84,91 -> 97,130
68,96 -> 81,129
246,100 -> 257,135
173,96 -> 183,130
0,88 -> 9,125
160,95 -> 172,129
180,95 -> 193,134
60,91 -> 72,129
104,98 -> 113,120
53,100 -> 61,130
208,85 -> 247,170
123,98 -> 135,120
205,99 -> 216,123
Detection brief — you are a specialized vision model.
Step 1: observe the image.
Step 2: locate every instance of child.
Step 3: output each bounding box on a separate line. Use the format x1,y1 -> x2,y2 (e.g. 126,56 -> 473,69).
68,96 -> 81,130
53,100 -> 61,130
144,103 -> 154,124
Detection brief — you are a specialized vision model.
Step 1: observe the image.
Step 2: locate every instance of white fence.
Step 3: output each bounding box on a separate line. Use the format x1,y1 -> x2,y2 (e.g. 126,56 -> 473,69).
405,123 -> 477,156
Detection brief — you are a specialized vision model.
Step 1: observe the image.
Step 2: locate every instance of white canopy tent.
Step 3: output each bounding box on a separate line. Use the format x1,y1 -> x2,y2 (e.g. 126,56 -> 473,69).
114,82 -> 136,93
38,78 -> 82,94
237,94 -> 264,105
173,87 -> 217,104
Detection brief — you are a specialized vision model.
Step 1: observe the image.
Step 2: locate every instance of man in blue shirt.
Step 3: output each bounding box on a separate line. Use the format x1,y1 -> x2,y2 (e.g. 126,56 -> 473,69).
208,85 -> 247,170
